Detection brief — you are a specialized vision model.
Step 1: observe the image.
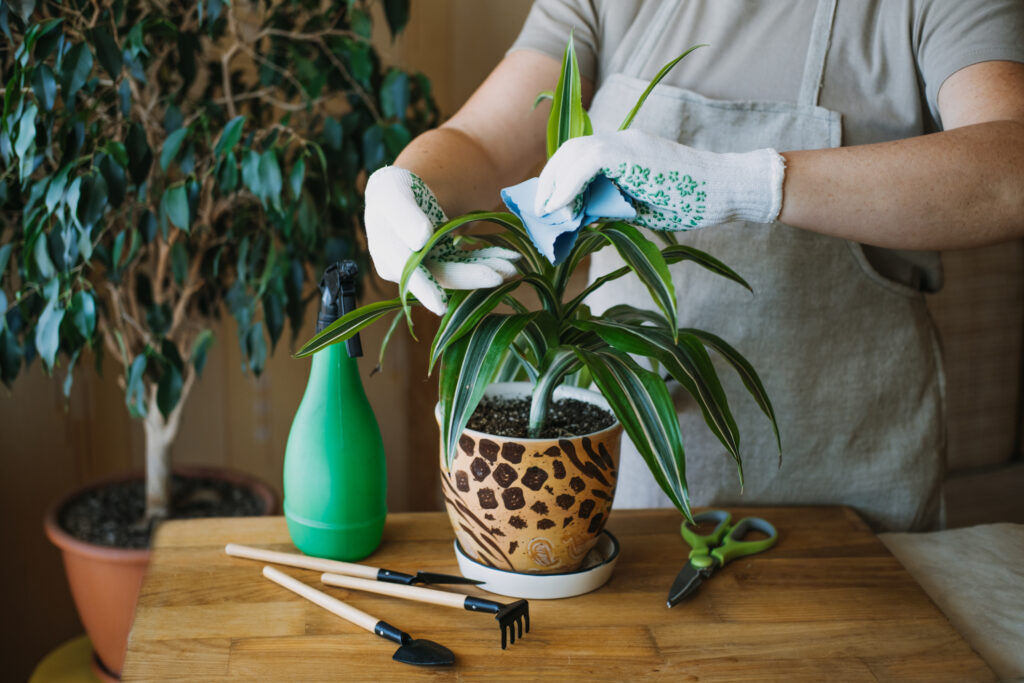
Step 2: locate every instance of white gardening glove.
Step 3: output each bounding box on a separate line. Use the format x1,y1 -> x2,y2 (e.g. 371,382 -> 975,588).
534,130 -> 786,231
365,166 -> 520,315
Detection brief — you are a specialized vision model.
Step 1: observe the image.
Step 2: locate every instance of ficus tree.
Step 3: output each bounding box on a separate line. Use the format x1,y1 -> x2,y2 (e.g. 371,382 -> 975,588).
0,0 -> 437,523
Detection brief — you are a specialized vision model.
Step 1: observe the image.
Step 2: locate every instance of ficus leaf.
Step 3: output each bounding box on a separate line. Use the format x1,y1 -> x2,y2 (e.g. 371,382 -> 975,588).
60,43 -> 93,104
160,127 -> 188,171
87,26 -> 123,78
162,184 -> 189,232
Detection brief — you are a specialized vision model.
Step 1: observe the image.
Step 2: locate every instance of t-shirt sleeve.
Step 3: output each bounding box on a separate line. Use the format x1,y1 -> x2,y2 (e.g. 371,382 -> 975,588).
915,0 -> 1024,126
507,0 -> 600,82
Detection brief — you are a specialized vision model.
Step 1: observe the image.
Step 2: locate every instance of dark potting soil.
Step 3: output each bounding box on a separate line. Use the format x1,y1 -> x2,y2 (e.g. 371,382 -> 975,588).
59,474 -> 267,549
466,396 -> 615,439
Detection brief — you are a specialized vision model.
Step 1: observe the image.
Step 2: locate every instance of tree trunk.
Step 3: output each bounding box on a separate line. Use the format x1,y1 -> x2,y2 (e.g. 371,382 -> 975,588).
142,369 -> 195,522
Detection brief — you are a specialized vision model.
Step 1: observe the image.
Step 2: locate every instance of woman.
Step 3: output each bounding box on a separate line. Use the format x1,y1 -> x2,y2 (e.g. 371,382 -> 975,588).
364,0 -> 1024,531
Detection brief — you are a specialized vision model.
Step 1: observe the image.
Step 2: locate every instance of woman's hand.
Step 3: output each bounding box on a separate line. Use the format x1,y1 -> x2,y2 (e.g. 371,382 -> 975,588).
535,130 -> 785,231
365,167 -> 519,315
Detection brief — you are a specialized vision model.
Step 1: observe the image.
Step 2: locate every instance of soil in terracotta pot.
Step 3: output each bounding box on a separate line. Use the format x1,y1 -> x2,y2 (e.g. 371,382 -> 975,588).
59,474 -> 268,549
466,396 -> 615,439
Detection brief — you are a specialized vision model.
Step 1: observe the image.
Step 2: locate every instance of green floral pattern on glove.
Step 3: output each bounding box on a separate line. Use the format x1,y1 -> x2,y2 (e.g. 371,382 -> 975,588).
601,163 -> 708,231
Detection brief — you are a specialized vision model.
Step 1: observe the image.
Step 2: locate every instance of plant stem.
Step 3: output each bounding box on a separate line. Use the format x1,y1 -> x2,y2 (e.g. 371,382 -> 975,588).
527,380 -> 557,439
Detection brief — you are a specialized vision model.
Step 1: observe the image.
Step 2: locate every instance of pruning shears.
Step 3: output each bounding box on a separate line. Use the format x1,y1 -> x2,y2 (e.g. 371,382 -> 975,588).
666,509 -> 778,607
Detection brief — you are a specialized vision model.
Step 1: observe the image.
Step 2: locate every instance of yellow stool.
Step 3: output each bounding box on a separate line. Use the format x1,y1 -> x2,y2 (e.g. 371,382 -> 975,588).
29,635 -> 101,683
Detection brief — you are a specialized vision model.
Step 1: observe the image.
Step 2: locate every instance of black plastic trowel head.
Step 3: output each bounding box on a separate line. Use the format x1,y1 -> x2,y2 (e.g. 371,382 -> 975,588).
374,620 -> 455,667
393,639 -> 456,667
317,260 -> 361,357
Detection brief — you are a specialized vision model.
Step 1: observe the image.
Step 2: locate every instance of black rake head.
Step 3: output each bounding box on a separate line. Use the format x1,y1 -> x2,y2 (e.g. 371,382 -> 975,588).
494,599 -> 530,649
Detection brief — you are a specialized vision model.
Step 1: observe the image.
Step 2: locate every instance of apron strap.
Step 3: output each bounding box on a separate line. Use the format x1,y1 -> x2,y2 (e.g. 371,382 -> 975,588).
797,0 -> 838,107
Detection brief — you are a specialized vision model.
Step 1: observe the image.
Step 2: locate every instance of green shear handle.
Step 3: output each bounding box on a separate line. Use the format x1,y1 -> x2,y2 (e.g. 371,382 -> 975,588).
681,510 -> 778,569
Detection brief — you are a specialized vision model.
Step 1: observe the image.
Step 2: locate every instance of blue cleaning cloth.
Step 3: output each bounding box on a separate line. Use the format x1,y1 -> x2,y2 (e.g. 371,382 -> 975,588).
501,174 -> 636,265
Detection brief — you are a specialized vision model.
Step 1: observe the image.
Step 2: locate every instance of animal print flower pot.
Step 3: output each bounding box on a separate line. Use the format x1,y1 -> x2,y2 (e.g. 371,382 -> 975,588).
438,382 -> 623,574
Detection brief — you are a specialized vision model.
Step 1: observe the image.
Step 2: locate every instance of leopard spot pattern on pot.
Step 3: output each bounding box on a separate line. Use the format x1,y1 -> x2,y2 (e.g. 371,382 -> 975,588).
442,425 -> 623,573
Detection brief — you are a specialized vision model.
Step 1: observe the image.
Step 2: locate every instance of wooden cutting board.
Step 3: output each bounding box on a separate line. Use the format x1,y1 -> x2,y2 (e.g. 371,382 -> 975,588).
121,507 -> 994,681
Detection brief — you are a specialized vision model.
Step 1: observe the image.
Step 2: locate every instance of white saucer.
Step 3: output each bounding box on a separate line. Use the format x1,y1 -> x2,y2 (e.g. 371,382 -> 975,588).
454,530 -> 620,599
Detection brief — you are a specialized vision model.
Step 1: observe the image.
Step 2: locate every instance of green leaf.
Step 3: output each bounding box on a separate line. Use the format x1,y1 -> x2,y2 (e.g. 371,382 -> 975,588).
529,347 -> 583,436
217,153 -> 238,192
160,127 -> 188,171
77,172 -> 108,229
683,328 -> 782,460
102,140 -> 129,166
33,232 -> 55,279
619,45 -> 706,131
241,149 -> 261,196
88,26 -> 123,78
15,102 -> 37,160
70,290 -> 96,339
439,313 -> 535,469
322,116 -> 343,150
191,329 -> 214,377
245,321 -> 267,375
382,0 -> 409,39
594,222 -> 678,336
428,279 -> 524,373
119,78 -> 131,116
214,115 -> 245,157
8,0 -> 35,23
576,318 -> 742,479
125,354 -> 148,418
546,32 -> 588,158
532,90 -> 554,110
398,211 -> 527,330
35,284 -> 64,369
662,244 -> 751,292
162,184 -> 189,231
381,69 -> 409,121
98,154 -> 126,207
126,123 -> 152,184
60,43 -> 94,104
373,310 -> 404,375
288,157 -> 304,198
293,297 -> 414,358
156,363 -> 183,418
361,124 -> 387,172
0,244 -> 12,278
45,165 -> 70,214
170,241 -> 188,285
350,8 -> 372,39
576,347 -> 692,520
0,327 -> 22,387
31,63 -> 56,111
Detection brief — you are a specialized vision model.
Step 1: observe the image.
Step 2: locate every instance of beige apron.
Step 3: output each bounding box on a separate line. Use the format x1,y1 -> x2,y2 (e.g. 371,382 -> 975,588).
588,0 -> 945,531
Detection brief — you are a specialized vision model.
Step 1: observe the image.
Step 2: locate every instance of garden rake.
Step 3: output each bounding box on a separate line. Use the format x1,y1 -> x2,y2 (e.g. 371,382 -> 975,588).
321,573 -> 530,649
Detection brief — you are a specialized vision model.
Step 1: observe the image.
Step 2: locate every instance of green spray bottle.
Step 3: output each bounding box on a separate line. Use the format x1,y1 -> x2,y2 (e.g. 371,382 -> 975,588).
283,261 -> 386,560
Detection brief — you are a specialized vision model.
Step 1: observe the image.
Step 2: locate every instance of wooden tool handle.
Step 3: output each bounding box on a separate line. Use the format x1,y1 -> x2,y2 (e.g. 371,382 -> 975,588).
263,566 -> 379,633
225,543 -> 379,579
321,572 -> 468,610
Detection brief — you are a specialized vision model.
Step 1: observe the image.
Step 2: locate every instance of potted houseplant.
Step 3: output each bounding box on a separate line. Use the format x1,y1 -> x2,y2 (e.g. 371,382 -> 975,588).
0,0 -> 436,676
294,37 -> 780,574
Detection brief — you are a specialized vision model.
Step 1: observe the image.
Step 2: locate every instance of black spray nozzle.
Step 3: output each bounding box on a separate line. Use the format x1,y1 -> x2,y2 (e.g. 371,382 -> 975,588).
317,260 -> 362,358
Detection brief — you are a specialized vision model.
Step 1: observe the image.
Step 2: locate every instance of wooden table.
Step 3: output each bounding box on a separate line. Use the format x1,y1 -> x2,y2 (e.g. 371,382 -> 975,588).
122,508 -> 994,681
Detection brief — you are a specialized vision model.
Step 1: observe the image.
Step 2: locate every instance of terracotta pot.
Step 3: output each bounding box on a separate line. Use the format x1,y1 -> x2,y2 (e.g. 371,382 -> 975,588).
43,465 -> 278,680
439,382 -> 623,574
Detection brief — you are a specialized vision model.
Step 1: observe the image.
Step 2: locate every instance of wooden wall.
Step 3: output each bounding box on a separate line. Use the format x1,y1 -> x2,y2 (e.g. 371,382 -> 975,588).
0,2 -> 534,678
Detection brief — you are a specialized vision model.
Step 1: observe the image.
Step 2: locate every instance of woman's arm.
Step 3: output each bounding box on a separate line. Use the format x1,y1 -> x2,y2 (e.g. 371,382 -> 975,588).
393,50 -> 592,216
778,60 -> 1024,249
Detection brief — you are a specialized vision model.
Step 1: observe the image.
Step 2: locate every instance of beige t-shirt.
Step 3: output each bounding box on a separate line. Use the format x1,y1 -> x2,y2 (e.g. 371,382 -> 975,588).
510,0 -> 1024,290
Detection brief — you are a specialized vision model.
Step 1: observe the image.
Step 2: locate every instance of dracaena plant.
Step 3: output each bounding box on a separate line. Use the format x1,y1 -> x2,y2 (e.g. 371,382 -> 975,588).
295,36 -> 779,520
0,0 -> 436,521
